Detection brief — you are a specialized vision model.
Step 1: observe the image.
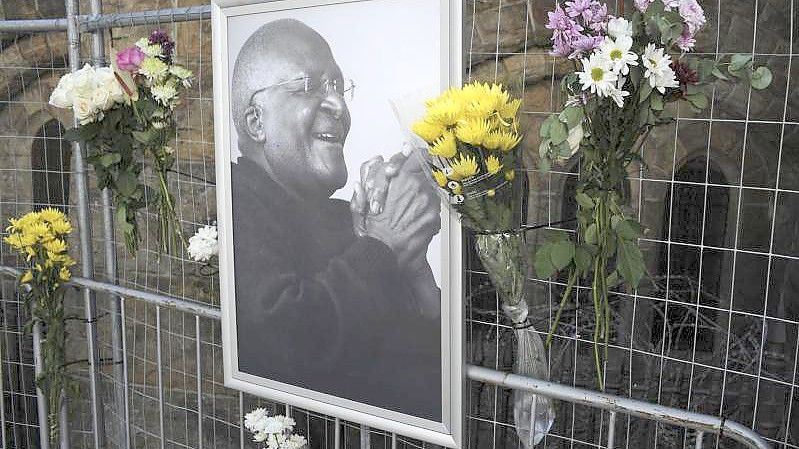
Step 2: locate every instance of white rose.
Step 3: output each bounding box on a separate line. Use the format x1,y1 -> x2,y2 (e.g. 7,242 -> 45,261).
69,64 -> 98,99
90,89 -> 113,112
49,81 -> 73,109
73,96 -> 96,124
95,67 -> 126,104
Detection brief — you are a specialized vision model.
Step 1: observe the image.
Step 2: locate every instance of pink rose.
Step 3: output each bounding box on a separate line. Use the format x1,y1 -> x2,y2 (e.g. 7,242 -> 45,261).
116,46 -> 145,72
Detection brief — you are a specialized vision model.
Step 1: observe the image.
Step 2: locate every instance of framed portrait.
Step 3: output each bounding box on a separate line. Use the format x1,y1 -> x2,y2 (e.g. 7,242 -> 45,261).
212,0 -> 463,446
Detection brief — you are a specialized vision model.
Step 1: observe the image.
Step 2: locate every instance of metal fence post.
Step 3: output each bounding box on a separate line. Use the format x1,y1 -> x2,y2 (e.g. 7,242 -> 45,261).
32,323 -> 51,449
64,0 -> 106,447
85,0 -> 129,446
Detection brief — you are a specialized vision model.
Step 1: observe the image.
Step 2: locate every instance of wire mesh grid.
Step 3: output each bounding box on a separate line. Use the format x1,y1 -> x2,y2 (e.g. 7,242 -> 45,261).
0,0 -> 795,448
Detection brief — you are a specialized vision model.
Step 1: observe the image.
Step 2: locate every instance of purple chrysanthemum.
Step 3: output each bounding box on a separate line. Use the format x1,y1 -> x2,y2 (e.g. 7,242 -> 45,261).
148,30 -> 175,63
634,0 -> 653,12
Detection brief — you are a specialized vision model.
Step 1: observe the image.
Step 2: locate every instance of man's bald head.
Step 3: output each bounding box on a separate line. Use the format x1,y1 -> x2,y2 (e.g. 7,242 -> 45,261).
231,18 -> 335,137
230,18 -> 351,201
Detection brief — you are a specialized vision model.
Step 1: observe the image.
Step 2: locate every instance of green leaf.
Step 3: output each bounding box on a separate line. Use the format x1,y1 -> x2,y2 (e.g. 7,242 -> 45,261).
606,271 -> 621,288
585,223 -> 598,245
616,239 -> 645,287
534,246 -> 557,279
550,240 -> 576,271
574,246 -> 592,274
729,54 -> 753,72
540,115 -> 556,138
132,130 -> 157,145
576,192 -> 595,210
559,107 -> 584,128
650,94 -> 664,111
616,219 -> 642,240
750,66 -> 772,90
98,153 -> 122,167
549,120 -> 568,145
639,81 -> 653,103
685,92 -> 709,109
115,170 -> 139,197
711,67 -> 729,81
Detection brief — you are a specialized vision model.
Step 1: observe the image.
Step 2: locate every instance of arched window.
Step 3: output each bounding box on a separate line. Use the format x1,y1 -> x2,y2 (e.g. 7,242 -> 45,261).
31,119 -> 70,211
652,157 -> 729,351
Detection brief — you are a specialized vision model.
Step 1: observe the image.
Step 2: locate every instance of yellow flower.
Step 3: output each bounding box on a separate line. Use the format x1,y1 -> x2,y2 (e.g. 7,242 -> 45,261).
23,222 -> 53,242
63,255 -> 77,267
486,189 -> 496,197
486,155 -> 503,175
482,131 -> 503,151
449,154 -> 479,181
3,233 -> 24,249
432,170 -> 448,187
20,270 -> 33,284
34,263 -> 44,272
39,207 -> 65,223
412,120 -> 445,143
455,118 -> 491,147
499,98 -> 521,120
25,247 -> 36,260
429,132 -> 457,158
505,169 -> 516,181
58,267 -> 71,282
43,239 -> 67,254
496,131 -> 522,152
426,98 -> 462,126
47,252 -> 68,264
49,218 -> 73,235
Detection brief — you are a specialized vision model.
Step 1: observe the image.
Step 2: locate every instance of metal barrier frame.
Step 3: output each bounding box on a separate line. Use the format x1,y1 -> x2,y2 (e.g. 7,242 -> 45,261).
0,4 -> 773,449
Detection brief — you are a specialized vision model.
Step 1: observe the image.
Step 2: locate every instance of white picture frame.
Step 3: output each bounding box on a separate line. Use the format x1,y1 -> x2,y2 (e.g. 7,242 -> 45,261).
211,0 -> 463,447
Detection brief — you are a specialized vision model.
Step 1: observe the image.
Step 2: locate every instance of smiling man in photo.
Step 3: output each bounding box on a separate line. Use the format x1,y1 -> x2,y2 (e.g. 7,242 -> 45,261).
229,18 -> 442,420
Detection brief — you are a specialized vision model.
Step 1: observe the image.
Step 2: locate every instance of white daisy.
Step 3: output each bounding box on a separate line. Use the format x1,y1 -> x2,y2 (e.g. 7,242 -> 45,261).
606,86 -> 631,107
607,17 -> 633,38
600,36 -> 638,75
578,52 -> 617,96
642,44 -> 679,93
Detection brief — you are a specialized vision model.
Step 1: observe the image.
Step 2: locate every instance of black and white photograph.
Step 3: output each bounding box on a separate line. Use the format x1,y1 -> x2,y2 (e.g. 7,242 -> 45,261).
213,0 -> 462,444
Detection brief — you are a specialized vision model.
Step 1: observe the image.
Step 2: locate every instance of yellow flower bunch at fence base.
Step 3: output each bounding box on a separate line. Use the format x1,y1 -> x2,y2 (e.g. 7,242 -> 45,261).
3,208 -> 75,448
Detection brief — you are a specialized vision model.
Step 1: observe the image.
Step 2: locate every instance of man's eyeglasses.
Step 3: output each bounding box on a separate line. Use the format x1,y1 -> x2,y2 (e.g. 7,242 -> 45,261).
250,76 -> 355,104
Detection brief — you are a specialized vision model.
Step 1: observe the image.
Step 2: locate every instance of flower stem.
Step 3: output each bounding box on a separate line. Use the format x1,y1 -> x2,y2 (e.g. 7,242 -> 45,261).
546,269 -> 577,349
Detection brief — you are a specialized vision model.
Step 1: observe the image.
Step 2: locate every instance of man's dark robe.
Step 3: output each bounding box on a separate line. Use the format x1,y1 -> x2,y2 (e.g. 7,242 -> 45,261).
231,157 -> 441,421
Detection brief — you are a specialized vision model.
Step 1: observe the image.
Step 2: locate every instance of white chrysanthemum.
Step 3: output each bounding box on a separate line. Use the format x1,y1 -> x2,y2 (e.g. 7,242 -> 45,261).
138,57 -> 169,81
187,225 -> 218,262
578,52 -> 617,96
135,37 -> 163,58
606,86 -> 631,107
607,17 -> 633,38
244,407 -> 269,433
282,434 -> 308,449
642,44 -> 679,93
600,36 -> 638,75
151,81 -> 178,107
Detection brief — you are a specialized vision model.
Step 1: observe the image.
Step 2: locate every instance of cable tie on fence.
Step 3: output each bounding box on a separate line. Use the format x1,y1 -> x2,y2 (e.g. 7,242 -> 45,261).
718,414 -> 727,440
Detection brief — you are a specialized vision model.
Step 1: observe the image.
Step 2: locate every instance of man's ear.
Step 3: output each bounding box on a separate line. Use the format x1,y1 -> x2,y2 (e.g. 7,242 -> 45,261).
243,105 -> 266,143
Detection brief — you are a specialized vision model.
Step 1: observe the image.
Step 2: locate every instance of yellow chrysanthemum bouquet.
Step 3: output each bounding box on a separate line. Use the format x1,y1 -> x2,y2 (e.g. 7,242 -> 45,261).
414,82 -> 554,445
4,208 -> 75,447
413,82 -> 522,232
